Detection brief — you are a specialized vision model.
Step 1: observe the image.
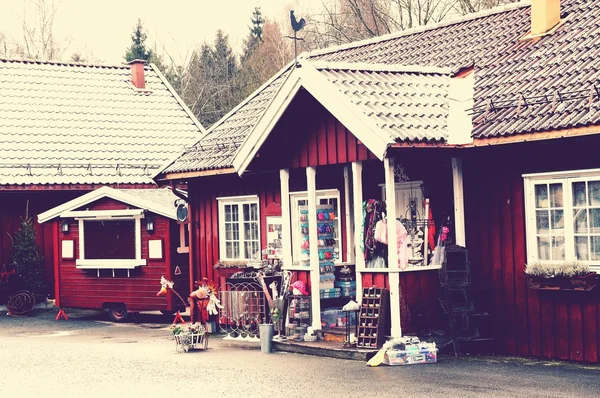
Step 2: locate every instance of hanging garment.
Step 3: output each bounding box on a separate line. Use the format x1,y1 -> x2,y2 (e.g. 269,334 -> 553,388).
374,219 -> 409,269
425,200 -> 436,252
363,199 -> 384,262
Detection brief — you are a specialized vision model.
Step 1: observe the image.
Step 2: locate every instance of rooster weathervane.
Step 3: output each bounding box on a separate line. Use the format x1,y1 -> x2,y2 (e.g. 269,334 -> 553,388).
288,10 -> 306,67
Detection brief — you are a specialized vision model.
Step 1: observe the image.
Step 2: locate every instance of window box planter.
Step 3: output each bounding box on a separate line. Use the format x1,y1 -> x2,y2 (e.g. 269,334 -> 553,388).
526,273 -> 597,291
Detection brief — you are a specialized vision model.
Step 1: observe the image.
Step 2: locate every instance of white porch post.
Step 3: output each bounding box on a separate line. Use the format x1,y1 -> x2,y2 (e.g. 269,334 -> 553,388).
452,157 -> 466,247
351,161 -> 364,305
280,169 -> 293,268
343,166 -> 353,263
384,157 -> 402,338
307,166 -> 321,330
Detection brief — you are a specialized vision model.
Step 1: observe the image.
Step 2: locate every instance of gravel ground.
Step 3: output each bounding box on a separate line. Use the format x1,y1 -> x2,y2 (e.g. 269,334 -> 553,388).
1,308 -> 599,398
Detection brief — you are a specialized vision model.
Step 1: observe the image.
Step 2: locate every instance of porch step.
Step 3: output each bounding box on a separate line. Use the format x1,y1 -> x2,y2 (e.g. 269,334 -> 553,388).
272,340 -> 378,361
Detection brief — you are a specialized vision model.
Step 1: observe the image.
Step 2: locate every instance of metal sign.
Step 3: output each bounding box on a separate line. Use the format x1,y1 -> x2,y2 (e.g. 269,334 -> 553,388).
174,266 -> 182,276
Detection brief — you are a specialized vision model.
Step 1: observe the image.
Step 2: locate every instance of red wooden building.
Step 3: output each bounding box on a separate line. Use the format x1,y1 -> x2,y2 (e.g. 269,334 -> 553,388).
37,186 -> 190,321
0,58 -> 204,300
157,0 -> 600,362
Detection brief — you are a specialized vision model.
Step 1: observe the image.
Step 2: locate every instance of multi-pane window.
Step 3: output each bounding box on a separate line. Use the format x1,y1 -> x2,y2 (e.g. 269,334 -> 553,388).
525,170 -> 600,271
218,197 -> 260,260
572,180 -> 600,262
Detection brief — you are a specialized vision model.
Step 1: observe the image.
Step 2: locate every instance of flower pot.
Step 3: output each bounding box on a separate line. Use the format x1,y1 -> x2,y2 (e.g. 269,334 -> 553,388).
526,273 -> 597,291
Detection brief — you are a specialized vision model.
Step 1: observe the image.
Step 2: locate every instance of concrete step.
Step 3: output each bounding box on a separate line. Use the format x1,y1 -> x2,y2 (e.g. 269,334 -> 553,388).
273,340 -> 378,361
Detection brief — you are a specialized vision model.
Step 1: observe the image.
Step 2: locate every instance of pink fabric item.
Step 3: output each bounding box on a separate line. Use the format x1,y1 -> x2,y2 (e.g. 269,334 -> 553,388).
374,219 -> 408,269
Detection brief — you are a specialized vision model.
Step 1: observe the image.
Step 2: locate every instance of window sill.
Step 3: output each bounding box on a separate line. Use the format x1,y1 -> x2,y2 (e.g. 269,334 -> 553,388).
76,259 -> 147,269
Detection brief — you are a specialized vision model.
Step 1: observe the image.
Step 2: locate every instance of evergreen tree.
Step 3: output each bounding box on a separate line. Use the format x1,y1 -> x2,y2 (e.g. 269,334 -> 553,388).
181,30 -> 243,127
124,19 -> 154,61
241,7 -> 265,63
10,214 -> 45,296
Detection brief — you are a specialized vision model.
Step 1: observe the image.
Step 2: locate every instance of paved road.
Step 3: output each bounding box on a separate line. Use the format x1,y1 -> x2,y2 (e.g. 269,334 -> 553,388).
1,309 -> 599,398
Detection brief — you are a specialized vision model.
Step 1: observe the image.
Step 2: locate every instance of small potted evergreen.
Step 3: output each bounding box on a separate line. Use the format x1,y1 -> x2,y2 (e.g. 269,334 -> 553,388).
4,210 -> 46,316
525,261 -> 597,291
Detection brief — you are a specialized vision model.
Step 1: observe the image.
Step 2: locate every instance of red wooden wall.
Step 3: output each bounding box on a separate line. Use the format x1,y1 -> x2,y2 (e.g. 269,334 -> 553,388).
189,173 -> 281,287
252,89 -> 377,172
0,185 -> 153,300
57,197 -> 183,311
465,136 -> 600,363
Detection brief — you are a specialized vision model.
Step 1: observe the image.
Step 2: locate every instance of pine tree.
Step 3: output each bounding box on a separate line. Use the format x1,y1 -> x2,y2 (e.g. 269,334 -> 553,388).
10,214 -> 45,296
124,18 -> 154,62
241,7 -> 265,63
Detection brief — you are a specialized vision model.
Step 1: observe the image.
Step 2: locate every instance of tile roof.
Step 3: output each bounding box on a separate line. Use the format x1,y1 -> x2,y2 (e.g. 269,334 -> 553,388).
308,0 -> 600,138
0,59 -> 204,186
161,0 -> 600,175
314,63 -> 451,143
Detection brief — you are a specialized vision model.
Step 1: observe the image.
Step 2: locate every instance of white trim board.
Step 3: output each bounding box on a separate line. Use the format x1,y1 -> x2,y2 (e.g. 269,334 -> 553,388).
62,209 -> 144,219
233,62 -> 401,175
76,259 -> 147,269
38,186 -> 179,223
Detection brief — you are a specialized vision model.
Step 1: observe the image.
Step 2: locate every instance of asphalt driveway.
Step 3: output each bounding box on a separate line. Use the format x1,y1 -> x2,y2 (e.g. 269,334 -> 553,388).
1,308 -> 599,398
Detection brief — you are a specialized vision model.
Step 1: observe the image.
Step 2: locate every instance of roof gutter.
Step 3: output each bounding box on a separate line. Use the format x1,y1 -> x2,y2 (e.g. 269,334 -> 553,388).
156,167 -> 236,181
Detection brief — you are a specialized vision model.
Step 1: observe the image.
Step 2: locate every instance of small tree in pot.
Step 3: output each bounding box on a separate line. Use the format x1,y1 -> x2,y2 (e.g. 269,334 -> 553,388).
6,210 -> 45,315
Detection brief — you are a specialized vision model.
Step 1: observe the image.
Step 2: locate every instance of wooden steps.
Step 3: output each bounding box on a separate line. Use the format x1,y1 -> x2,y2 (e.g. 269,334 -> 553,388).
272,340 -> 378,361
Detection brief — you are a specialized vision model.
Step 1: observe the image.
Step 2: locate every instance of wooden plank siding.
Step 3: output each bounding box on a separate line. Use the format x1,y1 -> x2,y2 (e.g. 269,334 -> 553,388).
189,173 -> 281,288
464,136 -> 600,363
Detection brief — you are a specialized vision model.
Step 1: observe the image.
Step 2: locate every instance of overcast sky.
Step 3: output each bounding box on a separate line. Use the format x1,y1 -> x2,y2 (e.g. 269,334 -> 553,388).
0,0 -> 319,64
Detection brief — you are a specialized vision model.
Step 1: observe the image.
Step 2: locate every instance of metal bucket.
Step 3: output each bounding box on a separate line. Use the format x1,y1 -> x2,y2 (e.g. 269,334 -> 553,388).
259,323 -> 274,353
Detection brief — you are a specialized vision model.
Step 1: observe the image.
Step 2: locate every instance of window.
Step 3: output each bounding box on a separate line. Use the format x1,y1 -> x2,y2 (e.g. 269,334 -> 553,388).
218,196 -> 260,260
74,210 -> 146,269
290,189 -> 341,265
525,169 -> 600,271
84,220 -> 135,259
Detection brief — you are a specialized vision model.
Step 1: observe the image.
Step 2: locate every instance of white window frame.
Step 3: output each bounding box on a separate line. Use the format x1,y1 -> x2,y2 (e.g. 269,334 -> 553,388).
217,195 -> 261,261
524,168 -> 600,273
74,211 -> 146,269
290,189 -> 342,265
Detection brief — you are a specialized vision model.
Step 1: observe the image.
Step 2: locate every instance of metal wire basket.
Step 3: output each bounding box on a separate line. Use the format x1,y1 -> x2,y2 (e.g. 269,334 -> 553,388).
173,330 -> 209,353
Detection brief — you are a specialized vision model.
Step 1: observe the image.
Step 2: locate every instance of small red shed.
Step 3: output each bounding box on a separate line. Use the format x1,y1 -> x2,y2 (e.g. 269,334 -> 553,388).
38,186 -> 190,321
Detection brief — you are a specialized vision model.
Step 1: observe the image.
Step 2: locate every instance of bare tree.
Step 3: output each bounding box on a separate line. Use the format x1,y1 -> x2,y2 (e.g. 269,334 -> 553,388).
302,0 -> 456,49
454,0 -> 517,15
300,0 -> 516,50
241,20 -> 294,97
19,0 -> 69,60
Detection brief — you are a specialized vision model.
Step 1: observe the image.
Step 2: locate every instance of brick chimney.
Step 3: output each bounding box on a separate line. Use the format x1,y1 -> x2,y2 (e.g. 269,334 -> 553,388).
531,0 -> 561,36
128,59 -> 146,89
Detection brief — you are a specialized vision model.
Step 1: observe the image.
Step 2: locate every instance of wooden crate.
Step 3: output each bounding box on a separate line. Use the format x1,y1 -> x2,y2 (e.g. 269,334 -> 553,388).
357,287 -> 389,348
